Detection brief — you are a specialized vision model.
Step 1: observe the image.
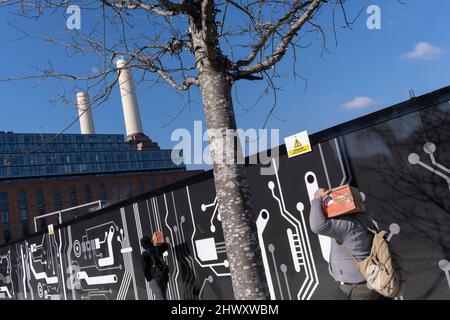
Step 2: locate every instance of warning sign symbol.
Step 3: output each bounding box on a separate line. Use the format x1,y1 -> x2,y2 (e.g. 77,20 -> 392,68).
48,224 -> 54,235
284,130 -> 312,158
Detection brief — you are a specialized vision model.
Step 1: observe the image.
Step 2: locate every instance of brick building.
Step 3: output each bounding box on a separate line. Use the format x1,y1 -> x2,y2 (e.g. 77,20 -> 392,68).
0,132 -> 200,243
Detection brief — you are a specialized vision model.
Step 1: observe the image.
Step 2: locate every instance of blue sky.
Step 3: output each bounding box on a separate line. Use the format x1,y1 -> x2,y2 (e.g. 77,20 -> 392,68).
0,0 -> 449,170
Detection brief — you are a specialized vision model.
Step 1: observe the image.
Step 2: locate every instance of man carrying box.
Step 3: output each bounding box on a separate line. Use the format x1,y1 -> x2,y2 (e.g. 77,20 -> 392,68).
309,187 -> 388,300
140,231 -> 170,300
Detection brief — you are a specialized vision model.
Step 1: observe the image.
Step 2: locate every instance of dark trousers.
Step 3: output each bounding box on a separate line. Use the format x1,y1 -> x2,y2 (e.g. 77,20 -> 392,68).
149,279 -> 168,300
336,282 -> 389,300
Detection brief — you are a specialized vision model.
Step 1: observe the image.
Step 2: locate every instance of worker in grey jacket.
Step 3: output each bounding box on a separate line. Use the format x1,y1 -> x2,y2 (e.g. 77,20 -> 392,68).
309,188 -> 387,300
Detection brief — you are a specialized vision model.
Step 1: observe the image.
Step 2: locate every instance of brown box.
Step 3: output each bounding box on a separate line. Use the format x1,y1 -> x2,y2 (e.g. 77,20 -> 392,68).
152,231 -> 164,245
322,184 -> 366,218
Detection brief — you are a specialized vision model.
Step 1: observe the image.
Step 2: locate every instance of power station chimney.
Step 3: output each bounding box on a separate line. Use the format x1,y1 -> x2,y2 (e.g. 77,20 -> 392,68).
76,92 -> 96,134
116,59 -> 145,137
116,59 -> 159,150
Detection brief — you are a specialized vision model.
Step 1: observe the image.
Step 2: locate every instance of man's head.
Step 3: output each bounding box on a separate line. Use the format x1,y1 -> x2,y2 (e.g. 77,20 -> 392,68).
140,235 -> 152,249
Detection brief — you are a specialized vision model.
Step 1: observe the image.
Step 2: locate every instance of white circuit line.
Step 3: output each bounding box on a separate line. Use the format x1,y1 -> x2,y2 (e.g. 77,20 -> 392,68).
134,203 -> 152,300
0,286 -> 11,298
334,138 -> 347,186
121,208 -> 139,300
428,149 -> 450,173
154,198 -> 173,300
271,158 -> 319,300
154,198 -> 163,234
186,186 -> 230,277
28,249 -> 58,284
202,197 -> 217,210
179,215 -> 198,281
199,276 -> 213,300
58,229 -> 67,300
318,143 -> 332,189
98,227 -> 115,267
269,245 -> 283,299
209,204 -> 219,232
77,272 -> 117,285
146,200 -> 155,233
416,160 -> 450,185
297,204 -> 320,300
171,193 -> 182,298
281,267 -> 292,300
117,271 -> 131,300
48,235 -> 55,276
66,226 -> 77,300
20,246 -> 27,299
340,137 -> 353,185
256,210 -> 276,300
164,194 -> 180,300
24,244 -> 34,299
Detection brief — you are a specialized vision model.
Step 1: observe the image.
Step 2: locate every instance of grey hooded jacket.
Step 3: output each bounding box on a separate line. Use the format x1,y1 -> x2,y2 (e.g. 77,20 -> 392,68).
309,197 -> 376,284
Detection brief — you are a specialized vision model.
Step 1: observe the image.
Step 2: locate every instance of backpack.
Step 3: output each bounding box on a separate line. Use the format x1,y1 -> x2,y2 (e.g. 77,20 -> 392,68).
148,251 -> 169,283
341,215 -> 407,298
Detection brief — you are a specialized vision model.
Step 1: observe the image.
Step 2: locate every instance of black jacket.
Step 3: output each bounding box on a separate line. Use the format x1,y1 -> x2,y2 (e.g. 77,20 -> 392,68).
140,236 -> 169,282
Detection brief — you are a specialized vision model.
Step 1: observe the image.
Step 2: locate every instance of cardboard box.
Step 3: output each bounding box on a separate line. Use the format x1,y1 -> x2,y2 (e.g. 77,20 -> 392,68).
152,231 -> 164,245
322,184 -> 366,218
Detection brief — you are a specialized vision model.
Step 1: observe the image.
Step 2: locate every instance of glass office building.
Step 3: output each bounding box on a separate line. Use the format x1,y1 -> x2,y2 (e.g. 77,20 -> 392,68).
0,133 -> 184,179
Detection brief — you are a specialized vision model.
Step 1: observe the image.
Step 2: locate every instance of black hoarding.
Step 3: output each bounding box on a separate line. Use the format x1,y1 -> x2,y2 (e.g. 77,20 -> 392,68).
1,86 -> 449,300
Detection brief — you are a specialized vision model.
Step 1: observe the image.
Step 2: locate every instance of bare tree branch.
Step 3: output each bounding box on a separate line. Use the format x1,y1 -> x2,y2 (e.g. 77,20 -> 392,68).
100,0 -> 177,16
237,0 -> 324,77
233,0 -> 313,68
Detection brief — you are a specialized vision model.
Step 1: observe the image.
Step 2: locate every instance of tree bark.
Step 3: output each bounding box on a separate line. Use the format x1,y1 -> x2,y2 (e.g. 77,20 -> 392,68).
189,10 -> 269,299
198,69 -> 269,300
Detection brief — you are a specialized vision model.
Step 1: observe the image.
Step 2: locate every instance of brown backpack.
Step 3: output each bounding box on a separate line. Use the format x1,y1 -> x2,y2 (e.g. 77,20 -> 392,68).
341,215 -> 407,298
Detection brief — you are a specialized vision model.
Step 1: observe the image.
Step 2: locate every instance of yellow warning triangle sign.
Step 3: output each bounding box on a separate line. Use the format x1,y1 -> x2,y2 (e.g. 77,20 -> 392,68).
294,138 -> 302,149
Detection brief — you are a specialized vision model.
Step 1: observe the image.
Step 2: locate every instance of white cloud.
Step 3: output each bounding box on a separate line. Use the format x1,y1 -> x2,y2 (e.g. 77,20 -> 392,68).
342,96 -> 376,109
401,42 -> 443,60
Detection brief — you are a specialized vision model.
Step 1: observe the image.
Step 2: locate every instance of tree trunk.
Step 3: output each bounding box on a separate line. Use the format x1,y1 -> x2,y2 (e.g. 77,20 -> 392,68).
188,9 -> 269,299
197,69 -> 269,300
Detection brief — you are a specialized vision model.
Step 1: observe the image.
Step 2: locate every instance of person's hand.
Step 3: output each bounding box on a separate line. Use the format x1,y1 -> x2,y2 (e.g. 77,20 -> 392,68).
314,188 -> 331,200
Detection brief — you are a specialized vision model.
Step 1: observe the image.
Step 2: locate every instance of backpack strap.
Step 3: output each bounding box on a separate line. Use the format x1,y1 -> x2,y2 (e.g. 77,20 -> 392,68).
340,244 -> 360,263
353,215 -> 378,235
339,215 -> 378,263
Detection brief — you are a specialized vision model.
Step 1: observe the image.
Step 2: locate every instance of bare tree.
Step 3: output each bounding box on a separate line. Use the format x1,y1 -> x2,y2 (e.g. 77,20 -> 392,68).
1,0 -> 358,299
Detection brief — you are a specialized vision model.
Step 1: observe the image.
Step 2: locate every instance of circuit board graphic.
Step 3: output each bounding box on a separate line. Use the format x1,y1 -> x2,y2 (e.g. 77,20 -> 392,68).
0,97 -> 448,300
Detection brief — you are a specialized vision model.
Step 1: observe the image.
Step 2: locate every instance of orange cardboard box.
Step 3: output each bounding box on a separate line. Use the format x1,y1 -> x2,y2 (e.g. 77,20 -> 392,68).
152,231 -> 164,245
322,184 -> 366,218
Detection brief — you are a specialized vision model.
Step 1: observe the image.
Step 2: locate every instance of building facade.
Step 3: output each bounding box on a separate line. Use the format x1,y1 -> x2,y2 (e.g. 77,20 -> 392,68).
0,132 -> 200,243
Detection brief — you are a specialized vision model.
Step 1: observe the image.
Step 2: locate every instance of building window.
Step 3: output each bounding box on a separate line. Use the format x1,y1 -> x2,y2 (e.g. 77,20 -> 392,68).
0,192 -> 10,243
99,184 -> 107,201
84,185 -> 93,203
36,189 -> 45,215
126,182 -> 132,199
18,190 -> 29,237
69,186 -> 78,207
69,186 -> 79,217
111,183 -> 120,201
53,188 -> 62,211
149,178 -> 156,190
36,189 -> 46,231
137,180 -> 144,194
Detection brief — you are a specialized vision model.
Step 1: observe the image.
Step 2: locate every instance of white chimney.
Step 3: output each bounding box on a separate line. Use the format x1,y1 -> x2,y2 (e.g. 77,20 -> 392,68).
116,59 -> 144,139
76,92 -> 96,134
